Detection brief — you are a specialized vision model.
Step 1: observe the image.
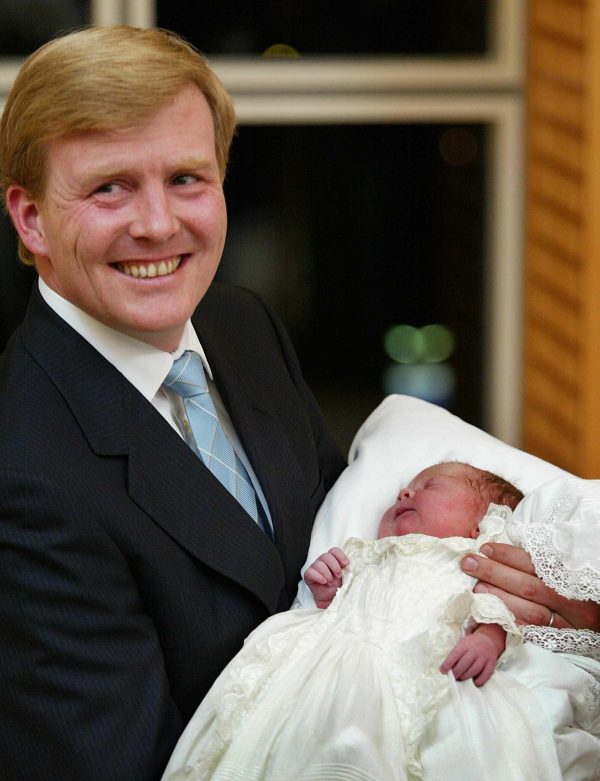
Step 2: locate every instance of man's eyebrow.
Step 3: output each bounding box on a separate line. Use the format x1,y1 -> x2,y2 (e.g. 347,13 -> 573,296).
79,167 -> 124,184
172,156 -> 213,170
80,157 -> 213,185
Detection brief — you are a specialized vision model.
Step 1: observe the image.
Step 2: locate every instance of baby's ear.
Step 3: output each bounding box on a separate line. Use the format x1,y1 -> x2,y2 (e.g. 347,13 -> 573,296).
470,526 -> 480,539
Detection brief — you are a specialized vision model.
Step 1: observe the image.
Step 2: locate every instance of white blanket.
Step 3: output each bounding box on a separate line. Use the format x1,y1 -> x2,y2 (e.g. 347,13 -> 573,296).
295,394 -> 574,608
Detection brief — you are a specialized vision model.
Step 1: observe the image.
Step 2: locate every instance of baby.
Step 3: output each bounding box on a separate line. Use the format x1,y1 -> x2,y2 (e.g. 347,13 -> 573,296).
304,461 -> 523,686
162,461 -> 599,781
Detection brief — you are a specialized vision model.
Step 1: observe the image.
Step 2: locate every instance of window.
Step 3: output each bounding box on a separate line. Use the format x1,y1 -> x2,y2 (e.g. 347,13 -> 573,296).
0,0 -> 524,447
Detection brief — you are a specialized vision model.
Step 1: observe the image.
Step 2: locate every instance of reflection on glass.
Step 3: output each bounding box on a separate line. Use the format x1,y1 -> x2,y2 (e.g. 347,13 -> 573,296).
0,0 -> 89,57
383,362 -> 456,408
383,323 -> 455,364
217,123 -> 486,452
383,323 -> 456,408
157,1 -> 490,57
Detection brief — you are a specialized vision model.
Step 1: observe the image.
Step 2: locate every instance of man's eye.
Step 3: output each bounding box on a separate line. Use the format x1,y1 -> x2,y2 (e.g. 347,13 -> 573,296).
96,182 -> 120,194
172,174 -> 197,186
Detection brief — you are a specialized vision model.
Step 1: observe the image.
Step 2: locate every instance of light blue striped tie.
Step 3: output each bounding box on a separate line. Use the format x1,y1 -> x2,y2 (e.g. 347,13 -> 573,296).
164,351 -> 259,522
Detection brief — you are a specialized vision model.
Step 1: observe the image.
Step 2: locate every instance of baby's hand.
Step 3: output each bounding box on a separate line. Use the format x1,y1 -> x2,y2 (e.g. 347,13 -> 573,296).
439,627 -> 504,687
304,547 -> 349,609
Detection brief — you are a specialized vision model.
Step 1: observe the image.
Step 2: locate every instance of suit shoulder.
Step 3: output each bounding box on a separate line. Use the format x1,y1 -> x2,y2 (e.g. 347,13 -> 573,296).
194,283 -> 281,334
200,282 -> 265,314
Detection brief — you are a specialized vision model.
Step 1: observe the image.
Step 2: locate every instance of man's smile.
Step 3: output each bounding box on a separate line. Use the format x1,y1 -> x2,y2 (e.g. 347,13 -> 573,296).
114,255 -> 184,278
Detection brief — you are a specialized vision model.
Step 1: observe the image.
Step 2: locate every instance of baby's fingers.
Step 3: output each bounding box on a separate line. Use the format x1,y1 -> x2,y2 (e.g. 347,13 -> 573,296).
440,645 -> 480,680
304,559 -> 337,584
327,547 -> 349,569
304,565 -> 328,585
439,644 -> 463,675
318,549 -> 348,578
473,660 -> 495,687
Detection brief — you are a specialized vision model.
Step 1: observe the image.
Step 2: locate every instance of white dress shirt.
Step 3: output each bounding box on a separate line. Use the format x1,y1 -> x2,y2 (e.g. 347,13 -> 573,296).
38,278 -> 273,532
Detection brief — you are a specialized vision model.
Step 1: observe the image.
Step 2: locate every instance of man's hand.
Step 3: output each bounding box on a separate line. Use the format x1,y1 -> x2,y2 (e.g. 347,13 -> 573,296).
461,542 -> 600,630
304,547 -> 349,609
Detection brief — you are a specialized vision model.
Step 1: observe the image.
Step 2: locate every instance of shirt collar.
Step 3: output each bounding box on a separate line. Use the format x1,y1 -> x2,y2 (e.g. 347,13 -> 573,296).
38,277 -> 214,402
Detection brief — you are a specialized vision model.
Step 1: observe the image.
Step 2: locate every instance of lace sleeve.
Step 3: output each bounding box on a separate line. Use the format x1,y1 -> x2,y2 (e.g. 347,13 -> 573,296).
507,477 -> 600,660
507,476 -> 600,603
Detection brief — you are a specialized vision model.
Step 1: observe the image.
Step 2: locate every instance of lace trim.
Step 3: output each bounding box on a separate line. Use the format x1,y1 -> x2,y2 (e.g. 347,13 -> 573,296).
509,478 -> 600,602
523,626 -> 600,662
521,523 -> 600,602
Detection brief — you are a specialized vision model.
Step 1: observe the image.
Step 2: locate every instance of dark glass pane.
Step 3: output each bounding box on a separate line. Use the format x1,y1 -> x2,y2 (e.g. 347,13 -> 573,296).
218,123 -> 486,453
0,0 -> 90,57
157,1 -> 489,57
0,122 -> 487,456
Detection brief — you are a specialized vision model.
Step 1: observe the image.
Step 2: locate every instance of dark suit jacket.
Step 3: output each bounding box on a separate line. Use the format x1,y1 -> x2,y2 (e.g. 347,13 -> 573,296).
0,283 -> 345,780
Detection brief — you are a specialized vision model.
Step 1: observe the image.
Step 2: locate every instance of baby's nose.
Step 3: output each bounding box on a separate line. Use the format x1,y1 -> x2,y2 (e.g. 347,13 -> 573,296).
400,488 -> 413,500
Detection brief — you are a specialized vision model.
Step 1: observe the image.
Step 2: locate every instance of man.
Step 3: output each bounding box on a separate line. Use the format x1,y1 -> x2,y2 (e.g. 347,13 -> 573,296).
0,26 -> 346,779
0,24 -> 596,781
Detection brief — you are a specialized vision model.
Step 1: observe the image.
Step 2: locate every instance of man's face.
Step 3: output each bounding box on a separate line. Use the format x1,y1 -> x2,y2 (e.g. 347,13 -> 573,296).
9,85 -> 227,351
377,463 -> 486,540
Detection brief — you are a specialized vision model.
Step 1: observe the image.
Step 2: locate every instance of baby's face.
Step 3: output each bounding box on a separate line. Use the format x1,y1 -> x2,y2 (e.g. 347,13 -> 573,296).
377,463 -> 486,540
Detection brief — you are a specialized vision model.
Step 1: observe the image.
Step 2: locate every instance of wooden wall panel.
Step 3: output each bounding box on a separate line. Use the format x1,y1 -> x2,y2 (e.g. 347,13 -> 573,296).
524,0 -> 600,475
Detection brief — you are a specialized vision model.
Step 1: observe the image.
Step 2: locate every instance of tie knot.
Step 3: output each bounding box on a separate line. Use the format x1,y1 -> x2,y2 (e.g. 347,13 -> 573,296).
164,351 -> 209,398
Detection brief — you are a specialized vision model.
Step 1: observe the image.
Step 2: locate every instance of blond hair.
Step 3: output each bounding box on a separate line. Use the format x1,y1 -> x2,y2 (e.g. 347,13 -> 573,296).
0,25 -> 237,265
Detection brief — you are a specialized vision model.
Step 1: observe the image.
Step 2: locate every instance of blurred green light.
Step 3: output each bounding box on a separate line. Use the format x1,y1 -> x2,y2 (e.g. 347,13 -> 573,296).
383,323 -> 455,364
420,324 -> 455,363
383,324 -> 420,364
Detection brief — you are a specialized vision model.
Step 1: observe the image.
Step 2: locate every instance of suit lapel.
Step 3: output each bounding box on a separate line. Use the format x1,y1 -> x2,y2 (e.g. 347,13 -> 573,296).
125,389 -> 285,612
22,290 -> 286,613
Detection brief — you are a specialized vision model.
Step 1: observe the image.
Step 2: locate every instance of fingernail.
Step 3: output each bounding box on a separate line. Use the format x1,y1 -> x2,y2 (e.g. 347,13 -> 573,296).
462,556 -> 478,572
480,545 -> 492,557
474,583 -> 489,593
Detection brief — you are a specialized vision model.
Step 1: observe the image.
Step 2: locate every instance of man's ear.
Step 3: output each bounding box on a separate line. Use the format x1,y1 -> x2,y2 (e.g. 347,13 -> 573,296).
5,184 -> 49,258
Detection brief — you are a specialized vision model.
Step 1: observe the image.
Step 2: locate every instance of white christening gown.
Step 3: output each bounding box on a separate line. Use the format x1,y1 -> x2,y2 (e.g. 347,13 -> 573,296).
162,507 -> 600,781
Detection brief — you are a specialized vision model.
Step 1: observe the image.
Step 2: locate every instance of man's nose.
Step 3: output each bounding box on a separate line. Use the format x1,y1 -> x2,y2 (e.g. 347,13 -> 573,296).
129,188 -> 179,241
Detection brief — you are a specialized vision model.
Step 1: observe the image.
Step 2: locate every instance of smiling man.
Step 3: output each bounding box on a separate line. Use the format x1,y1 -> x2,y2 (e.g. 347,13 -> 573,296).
9,84 -> 227,350
0,26 -> 346,780
3,23 -> 598,781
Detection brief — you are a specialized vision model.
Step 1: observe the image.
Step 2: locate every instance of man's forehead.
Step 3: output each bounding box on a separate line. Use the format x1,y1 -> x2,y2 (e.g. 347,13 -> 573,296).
46,85 -> 213,154
43,90 -> 217,183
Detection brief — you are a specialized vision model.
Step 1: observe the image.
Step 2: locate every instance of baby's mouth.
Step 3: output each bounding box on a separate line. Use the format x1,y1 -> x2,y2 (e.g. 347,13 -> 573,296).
114,255 -> 184,278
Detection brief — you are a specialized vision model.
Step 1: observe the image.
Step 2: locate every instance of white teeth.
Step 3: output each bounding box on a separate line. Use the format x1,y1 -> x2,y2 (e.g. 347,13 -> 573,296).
117,256 -> 183,279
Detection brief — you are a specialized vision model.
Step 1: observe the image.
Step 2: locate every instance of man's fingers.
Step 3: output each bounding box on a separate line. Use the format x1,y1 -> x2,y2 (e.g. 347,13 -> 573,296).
479,543 -> 538,575
471,583 -> 571,627
460,542 -> 546,622
461,552 -> 544,603
462,544 -> 536,581
461,546 -> 600,628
